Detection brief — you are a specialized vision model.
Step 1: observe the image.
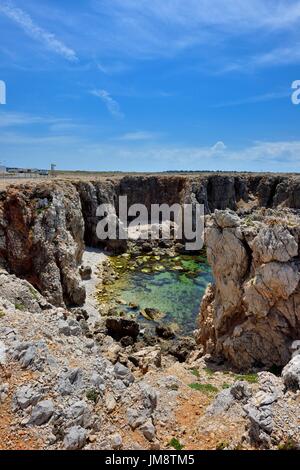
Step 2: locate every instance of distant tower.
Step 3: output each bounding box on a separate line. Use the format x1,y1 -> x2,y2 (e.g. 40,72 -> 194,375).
51,163 -> 57,177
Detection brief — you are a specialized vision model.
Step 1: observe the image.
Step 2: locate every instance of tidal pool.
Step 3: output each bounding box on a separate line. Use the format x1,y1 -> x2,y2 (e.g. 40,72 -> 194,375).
98,251 -> 213,334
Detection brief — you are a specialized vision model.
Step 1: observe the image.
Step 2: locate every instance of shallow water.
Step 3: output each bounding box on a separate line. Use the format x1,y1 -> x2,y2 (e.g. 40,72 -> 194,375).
98,251 -> 213,334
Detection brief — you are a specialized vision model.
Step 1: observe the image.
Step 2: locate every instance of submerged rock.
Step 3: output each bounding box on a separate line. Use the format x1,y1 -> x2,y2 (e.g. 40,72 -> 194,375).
106,317 -> 140,341
140,308 -> 164,322
155,324 -> 175,340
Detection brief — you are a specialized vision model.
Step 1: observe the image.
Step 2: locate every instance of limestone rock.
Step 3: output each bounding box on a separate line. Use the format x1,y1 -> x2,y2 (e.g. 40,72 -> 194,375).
282,354 -> 300,391
13,384 -> 43,411
197,209 -> 300,369
63,426 -> 87,450
29,400 -> 54,426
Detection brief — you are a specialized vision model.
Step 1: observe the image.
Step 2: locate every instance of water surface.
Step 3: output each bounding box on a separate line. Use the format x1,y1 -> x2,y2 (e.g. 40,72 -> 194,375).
98,251 -> 213,334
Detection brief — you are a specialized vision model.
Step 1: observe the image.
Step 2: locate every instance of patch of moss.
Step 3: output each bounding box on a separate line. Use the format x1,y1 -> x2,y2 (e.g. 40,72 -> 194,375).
235,373 -> 258,384
169,438 -> 184,450
36,204 -> 50,215
15,302 -> 25,311
29,286 -> 39,300
188,383 -> 218,394
278,439 -> 299,451
168,384 -> 179,391
222,383 -> 231,389
204,367 -> 215,376
0,309 -> 5,318
216,441 -> 229,450
86,389 -> 100,404
191,368 -> 200,378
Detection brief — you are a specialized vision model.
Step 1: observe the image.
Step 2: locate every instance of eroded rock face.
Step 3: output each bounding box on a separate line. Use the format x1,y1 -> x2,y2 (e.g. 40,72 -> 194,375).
1,174 -> 300,308
197,209 -> 300,370
0,183 -> 85,307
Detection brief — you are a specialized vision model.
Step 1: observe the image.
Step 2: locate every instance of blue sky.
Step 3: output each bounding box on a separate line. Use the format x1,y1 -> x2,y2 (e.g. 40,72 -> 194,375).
1,0 -> 300,172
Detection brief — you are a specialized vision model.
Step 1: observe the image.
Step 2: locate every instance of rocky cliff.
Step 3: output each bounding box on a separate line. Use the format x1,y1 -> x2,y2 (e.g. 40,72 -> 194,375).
0,182 -> 85,307
197,208 -> 300,370
0,173 -> 300,310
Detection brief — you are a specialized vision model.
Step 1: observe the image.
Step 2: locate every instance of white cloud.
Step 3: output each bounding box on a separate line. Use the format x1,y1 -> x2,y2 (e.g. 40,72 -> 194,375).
0,1 -> 78,61
0,111 -> 73,128
88,0 -> 300,63
116,131 -> 161,141
211,141 -> 227,151
91,89 -> 124,119
2,128 -> 300,171
214,91 -> 290,108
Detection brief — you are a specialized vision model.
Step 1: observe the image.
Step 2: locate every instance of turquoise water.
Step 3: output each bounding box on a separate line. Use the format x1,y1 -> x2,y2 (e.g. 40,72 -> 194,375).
98,252 -> 213,334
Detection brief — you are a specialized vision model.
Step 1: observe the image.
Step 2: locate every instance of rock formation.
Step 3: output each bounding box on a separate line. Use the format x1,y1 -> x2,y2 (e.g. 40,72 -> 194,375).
0,182 -> 85,307
1,174 -> 300,450
0,174 -> 300,308
197,208 -> 300,369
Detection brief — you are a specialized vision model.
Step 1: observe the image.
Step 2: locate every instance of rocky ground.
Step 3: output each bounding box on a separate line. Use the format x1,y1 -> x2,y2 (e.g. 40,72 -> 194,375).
1,175 -> 300,451
0,257 -> 300,451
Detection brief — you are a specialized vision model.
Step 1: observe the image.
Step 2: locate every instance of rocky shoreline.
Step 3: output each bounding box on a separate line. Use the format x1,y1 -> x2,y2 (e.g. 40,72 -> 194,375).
0,175 -> 300,450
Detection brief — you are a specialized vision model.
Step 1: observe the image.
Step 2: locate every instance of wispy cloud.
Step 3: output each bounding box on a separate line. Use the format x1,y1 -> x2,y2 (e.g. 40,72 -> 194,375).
214,90 -> 290,108
91,89 -> 124,119
116,131 -> 162,141
0,111 -> 72,128
97,61 -> 131,75
0,0 -> 78,61
0,111 -> 46,127
89,0 -> 300,62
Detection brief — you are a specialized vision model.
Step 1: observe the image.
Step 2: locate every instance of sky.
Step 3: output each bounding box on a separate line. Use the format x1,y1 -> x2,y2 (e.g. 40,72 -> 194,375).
1,0 -> 300,172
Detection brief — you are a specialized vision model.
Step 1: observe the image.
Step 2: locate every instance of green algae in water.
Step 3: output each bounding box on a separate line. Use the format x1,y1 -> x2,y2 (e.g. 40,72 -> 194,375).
99,252 -> 213,334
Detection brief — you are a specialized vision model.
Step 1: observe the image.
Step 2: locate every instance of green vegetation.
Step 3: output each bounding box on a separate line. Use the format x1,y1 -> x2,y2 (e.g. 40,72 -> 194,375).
169,438 -> 184,450
86,389 -> 100,404
15,302 -> 25,311
216,441 -> 229,450
29,286 -> 39,300
0,309 -> 5,318
168,384 -> 179,391
243,215 -> 255,227
191,368 -> 200,378
222,383 -> 231,389
204,367 -> 215,376
188,383 -> 218,394
278,439 -> 299,451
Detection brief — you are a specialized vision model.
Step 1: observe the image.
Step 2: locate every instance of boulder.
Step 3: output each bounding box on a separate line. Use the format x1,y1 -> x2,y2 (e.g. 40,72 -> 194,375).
79,265 -> 92,281
282,354 -> 300,391
13,384 -> 43,411
155,324 -> 175,339
106,317 -> 140,341
29,400 -> 54,426
63,426 -> 87,450
114,362 -> 135,386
